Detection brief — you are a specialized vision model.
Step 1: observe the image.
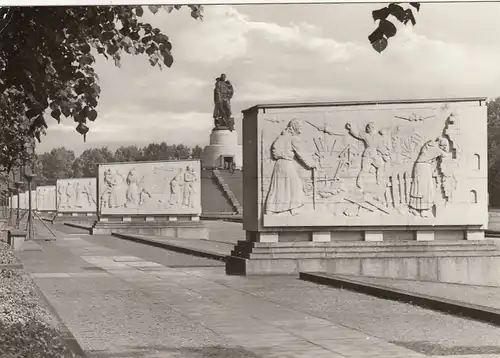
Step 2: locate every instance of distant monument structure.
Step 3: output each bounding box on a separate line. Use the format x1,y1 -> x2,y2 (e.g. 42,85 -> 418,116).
202,73 -> 242,170
213,73 -> 235,131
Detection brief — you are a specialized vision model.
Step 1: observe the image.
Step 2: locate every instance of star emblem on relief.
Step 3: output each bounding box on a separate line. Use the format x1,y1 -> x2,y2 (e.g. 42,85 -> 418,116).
264,117 -> 282,124
394,112 -> 436,122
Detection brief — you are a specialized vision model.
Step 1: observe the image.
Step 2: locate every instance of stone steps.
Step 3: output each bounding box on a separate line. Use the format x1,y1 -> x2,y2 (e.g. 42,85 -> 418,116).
212,169 -> 243,215
230,239 -> 500,260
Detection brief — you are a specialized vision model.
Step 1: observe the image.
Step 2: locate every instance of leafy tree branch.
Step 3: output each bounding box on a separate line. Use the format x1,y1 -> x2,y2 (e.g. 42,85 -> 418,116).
369,2 -> 420,52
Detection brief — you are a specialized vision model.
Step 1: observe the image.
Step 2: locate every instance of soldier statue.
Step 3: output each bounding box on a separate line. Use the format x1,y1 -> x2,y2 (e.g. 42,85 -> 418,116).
213,73 -> 235,131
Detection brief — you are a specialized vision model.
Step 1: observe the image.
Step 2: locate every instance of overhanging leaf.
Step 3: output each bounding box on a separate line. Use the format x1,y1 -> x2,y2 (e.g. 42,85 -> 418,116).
409,2 -> 421,11
371,37 -> 388,53
388,3 -> 406,22
148,5 -> 160,14
161,51 -> 173,68
404,9 -> 417,26
368,28 -> 384,45
51,109 -> 61,123
372,7 -> 390,21
379,19 -> 397,38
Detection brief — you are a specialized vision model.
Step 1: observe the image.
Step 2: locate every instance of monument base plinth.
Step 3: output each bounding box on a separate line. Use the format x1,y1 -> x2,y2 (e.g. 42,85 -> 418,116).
202,128 -> 242,169
52,212 -> 97,225
226,235 -> 500,286
91,216 -> 207,239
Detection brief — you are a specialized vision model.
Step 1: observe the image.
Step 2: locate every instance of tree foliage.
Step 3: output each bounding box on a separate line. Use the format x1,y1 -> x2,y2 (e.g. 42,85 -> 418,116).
488,98 -> 500,206
78,147 -> 115,177
36,147 -> 76,181
369,3 -> 420,53
0,89 -> 36,173
191,145 -> 203,159
114,145 -> 143,162
0,5 -> 203,146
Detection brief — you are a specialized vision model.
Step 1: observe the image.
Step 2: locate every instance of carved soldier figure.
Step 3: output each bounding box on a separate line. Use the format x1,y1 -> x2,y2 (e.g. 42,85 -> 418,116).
213,73 -> 235,131
183,165 -> 198,208
346,121 -> 388,191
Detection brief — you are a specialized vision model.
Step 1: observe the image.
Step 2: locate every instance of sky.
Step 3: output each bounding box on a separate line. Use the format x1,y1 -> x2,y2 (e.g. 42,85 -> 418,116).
35,2 -> 500,155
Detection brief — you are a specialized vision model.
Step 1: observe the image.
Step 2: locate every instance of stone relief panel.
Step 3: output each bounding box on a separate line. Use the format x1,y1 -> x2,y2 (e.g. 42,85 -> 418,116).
36,185 -> 56,211
98,160 -> 201,216
256,101 -> 487,227
11,195 -> 18,209
56,178 -> 97,213
24,190 -> 37,210
18,192 -> 26,210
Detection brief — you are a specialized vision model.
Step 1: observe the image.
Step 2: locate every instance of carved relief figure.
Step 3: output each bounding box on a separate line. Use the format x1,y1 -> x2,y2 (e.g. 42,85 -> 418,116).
409,138 -> 450,218
265,119 -> 316,215
83,180 -> 96,207
74,182 -> 83,208
125,168 -> 140,208
101,169 -> 120,209
345,121 -> 389,191
183,165 -> 199,208
65,183 -> 75,208
37,189 -> 43,209
57,183 -> 66,209
138,186 -> 152,205
213,73 -> 235,131
169,168 -> 184,206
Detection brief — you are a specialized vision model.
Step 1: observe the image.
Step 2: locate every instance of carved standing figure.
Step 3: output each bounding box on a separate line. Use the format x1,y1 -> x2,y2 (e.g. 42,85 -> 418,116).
57,184 -> 66,209
74,182 -> 84,208
213,73 -> 235,131
346,121 -> 388,191
409,138 -> 450,218
169,168 -> 184,206
83,180 -> 96,206
265,118 -> 316,216
37,189 -> 43,210
124,168 -> 140,208
65,183 -> 75,209
183,165 -> 198,208
101,169 -> 119,209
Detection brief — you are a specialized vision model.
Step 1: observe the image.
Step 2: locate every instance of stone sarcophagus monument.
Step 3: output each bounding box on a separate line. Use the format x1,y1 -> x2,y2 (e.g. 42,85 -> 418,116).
36,185 -> 56,214
18,192 -> 26,210
92,160 -> 206,238
55,178 -> 97,222
227,98 -> 500,285
12,194 -> 19,210
25,190 -> 36,210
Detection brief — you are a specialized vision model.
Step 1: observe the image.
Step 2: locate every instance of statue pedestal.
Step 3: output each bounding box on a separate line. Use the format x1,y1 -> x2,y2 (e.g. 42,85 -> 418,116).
202,128 -> 242,169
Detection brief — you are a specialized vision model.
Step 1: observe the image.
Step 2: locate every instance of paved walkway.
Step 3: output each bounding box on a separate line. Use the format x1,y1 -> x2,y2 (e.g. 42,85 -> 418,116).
14,223 -> 500,358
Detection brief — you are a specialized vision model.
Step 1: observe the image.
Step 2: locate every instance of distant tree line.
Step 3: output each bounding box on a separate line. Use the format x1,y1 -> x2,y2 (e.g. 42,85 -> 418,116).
33,142 -> 203,185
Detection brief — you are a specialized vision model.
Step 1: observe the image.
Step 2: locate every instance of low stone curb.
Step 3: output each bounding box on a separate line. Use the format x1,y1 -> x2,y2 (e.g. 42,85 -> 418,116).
29,277 -> 87,357
201,214 -> 243,223
111,233 -> 228,262
486,230 -> 500,237
63,222 -> 92,231
299,272 -> 500,327
0,263 -> 24,269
